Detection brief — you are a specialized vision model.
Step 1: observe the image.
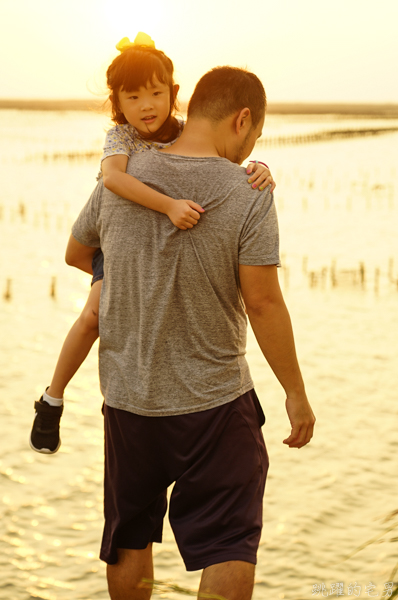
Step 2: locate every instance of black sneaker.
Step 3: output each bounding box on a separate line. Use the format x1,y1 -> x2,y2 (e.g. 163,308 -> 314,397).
30,396 -> 63,454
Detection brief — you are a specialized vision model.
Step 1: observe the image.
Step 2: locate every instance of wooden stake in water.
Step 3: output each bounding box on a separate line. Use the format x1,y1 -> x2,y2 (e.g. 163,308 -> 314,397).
374,268 -> 380,294
331,261 -> 337,287
18,202 -> 26,220
359,262 -> 366,288
50,276 -> 57,299
4,279 -> 11,301
321,267 -> 327,288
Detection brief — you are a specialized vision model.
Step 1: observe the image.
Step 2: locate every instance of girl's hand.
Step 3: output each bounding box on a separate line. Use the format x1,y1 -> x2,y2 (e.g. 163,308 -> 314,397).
246,162 -> 276,193
168,199 -> 205,230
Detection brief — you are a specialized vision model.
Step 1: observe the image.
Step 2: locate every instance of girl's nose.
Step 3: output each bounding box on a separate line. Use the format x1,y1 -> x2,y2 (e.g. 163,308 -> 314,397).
141,98 -> 154,111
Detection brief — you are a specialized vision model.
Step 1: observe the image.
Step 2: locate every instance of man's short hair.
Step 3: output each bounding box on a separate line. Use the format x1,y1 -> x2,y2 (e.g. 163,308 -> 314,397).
187,66 -> 266,128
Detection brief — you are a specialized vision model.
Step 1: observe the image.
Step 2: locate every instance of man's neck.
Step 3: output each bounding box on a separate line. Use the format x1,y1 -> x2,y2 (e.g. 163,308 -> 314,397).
160,118 -> 227,158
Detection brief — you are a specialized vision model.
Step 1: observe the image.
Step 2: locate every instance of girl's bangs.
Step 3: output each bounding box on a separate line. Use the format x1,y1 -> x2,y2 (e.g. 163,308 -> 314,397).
118,53 -> 170,92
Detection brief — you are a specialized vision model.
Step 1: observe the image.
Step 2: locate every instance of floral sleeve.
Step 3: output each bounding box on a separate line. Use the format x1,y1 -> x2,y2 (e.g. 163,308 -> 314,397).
101,125 -> 133,162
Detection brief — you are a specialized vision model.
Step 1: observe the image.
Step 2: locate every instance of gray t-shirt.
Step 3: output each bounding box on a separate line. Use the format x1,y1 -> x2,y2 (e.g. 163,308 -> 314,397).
72,149 -> 280,416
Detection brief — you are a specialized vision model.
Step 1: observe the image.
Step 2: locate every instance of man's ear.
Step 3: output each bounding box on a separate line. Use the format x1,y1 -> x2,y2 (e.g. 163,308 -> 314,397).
235,107 -> 251,135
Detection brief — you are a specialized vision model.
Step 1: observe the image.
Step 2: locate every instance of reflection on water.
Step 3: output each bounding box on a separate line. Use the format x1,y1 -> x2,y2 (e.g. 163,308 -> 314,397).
0,110 -> 397,599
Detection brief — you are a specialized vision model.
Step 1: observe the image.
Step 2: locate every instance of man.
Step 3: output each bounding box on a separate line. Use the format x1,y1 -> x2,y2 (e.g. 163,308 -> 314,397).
67,66 -> 315,600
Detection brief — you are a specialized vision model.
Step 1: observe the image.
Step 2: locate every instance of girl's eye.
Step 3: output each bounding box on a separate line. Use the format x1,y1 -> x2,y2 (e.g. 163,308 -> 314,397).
153,91 -> 162,96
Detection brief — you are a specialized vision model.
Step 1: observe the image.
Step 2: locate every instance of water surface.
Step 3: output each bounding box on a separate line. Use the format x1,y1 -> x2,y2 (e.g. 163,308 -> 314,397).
0,110 -> 397,599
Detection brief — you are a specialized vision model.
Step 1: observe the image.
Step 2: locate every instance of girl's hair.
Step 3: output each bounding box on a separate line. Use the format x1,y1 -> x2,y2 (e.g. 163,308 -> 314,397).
106,45 -> 180,143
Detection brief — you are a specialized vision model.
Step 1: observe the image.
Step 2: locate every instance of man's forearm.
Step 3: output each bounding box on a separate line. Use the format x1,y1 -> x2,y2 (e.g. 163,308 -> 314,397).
247,298 -> 305,398
240,264 -> 315,447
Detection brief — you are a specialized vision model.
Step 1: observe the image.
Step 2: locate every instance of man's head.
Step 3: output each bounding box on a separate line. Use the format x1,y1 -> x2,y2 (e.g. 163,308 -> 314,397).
187,66 -> 266,164
188,66 -> 266,127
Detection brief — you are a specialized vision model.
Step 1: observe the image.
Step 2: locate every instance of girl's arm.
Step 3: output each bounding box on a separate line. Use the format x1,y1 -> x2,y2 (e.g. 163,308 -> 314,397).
65,235 -> 96,274
102,155 -> 204,230
246,161 -> 276,192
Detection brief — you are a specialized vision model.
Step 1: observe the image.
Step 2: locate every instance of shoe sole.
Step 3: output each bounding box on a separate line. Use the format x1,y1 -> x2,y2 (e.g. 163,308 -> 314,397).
29,436 -> 61,454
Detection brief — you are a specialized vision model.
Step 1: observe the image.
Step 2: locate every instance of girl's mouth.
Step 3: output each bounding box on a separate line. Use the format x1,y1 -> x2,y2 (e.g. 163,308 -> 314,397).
142,116 -> 156,124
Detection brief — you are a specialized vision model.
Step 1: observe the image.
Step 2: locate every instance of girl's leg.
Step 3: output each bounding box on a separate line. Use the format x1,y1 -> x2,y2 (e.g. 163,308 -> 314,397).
30,280 -> 102,453
47,280 -> 102,399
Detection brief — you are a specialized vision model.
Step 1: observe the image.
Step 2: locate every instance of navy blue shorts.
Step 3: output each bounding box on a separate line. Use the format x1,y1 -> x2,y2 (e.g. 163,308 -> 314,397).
91,248 -> 104,286
100,389 -> 269,571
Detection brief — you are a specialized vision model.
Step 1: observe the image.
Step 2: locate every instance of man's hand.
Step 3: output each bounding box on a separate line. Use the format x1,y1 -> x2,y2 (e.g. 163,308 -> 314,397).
167,199 -> 204,230
283,394 -> 316,448
246,162 -> 276,192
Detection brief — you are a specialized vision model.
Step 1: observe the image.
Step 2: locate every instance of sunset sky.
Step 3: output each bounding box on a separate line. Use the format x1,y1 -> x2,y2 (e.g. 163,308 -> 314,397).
1,0 -> 397,103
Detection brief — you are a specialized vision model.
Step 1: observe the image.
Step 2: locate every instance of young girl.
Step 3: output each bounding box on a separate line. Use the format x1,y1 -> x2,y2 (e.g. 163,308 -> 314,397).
30,32 -> 275,454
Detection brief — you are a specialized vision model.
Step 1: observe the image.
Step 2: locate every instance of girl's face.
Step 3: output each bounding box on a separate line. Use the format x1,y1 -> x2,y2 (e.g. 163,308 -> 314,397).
118,76 -> 178,137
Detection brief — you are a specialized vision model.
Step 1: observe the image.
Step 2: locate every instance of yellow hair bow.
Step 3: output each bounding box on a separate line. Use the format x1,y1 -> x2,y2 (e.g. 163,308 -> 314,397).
116,32 -> 156,53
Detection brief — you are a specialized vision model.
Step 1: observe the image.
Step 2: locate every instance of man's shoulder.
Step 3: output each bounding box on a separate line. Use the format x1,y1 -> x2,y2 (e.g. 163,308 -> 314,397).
129,151 -> 243,171
125,151 -> 259,199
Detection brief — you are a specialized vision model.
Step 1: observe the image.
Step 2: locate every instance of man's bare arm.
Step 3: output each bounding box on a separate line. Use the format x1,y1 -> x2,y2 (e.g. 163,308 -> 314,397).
239,264 -> 315,448
65,234 -> 97,275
